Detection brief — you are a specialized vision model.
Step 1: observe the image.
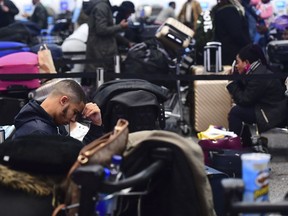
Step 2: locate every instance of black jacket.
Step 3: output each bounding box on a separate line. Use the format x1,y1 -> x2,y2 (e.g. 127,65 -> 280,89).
227,61 -> 288,133
85,0 -> 123,72
0,0 -> 19,28
30,2 -> 48,29
13,100 -> 103,144
212,3 -> 251,65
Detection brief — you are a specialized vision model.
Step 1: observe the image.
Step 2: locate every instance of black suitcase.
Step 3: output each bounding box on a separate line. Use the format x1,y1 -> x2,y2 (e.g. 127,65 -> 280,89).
206,166 -> 229,216
0,97 -> 27,125
208,148 -> 254,178
267,40 -> 288,73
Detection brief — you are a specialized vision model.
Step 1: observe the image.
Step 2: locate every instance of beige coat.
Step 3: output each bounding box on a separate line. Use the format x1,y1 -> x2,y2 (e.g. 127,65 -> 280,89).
177,0 -> 202,31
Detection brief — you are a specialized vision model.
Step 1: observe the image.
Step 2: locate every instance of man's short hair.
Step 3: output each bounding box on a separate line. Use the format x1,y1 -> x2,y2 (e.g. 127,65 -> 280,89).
51,80 -> 87,104
169,1 -> 176,7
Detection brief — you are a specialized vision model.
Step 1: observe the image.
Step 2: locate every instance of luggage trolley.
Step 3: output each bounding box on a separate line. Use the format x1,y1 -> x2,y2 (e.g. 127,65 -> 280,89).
155,18 -> 195,135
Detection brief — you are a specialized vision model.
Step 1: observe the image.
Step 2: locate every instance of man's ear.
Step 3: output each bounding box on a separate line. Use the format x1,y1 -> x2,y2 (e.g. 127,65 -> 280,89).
60,96 -> 69,105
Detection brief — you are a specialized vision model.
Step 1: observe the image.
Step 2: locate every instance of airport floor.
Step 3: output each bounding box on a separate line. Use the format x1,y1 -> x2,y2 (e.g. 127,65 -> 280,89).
174,101 -> 288,214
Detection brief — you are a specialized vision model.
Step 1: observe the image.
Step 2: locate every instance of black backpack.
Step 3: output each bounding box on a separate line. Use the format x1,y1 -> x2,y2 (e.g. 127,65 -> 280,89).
122,38 -> 175,87
92,79 -> 169,132
107,90 -> 160,132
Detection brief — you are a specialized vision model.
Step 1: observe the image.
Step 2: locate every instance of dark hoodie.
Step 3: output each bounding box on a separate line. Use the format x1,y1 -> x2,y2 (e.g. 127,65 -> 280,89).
13,100 -> 103,144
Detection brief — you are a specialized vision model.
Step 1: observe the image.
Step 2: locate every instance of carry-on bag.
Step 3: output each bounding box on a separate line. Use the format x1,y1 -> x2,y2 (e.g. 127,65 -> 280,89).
188,66 -> 232,132
92,79 -> 169,132
0,52 -> 40,92
199,136 -> 242,164
267,40 -> 288,66
193,79 -> 232,131
0,41 -> 30,58
155,17 -> 194,50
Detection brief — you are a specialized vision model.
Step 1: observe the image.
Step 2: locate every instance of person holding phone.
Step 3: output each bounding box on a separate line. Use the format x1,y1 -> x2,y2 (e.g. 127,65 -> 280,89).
226,44 -> 287,146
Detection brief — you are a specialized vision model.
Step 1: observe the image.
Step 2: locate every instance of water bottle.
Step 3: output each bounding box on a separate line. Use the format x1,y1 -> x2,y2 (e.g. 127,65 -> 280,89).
95,156 -> 123,216
109,155 -> 122,181
106,155 -> 123,215
95,168 -> 110,216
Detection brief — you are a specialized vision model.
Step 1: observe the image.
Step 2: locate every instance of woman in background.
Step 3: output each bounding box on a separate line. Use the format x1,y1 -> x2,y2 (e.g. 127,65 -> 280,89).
212,0 -> 251,65
226,44 -> 287,146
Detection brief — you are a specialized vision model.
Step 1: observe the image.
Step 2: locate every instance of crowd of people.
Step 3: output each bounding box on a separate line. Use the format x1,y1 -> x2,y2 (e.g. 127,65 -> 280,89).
0,0 -> 287,144
0,0 -> 287,215
0,0 -> 287,150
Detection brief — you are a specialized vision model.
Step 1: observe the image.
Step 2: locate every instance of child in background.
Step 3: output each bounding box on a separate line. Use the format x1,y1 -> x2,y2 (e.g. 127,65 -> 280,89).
256,0 -> 274,27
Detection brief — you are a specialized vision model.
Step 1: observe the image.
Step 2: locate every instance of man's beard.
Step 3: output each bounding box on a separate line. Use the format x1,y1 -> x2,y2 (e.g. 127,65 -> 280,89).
61,106 -> 69,124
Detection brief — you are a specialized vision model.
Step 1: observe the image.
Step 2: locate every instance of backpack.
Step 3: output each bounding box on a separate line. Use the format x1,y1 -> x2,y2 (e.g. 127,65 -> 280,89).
106,90 -> 160,132
92,79 -> 169,133
122,38 -> 175,88
0,21 -> 41,46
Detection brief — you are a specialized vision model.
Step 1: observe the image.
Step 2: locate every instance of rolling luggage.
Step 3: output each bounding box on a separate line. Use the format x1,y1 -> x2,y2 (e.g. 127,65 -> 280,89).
204,41 -> 222,72
155,17 -> 194,51
189,66 -> 232,132
266,40 -> 288,72
205,166 -> 229,216
0,52 -> 40,92
0,41 -> 30,58
267,40 -> 288,65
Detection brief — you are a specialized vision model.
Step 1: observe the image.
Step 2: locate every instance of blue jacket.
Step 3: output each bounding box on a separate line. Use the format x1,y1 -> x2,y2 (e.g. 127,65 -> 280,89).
13,100 -> 103,144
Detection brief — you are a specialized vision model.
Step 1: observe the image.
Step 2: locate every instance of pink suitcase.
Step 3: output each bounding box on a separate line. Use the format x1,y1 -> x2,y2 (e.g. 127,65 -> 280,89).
0,52 -> 40,91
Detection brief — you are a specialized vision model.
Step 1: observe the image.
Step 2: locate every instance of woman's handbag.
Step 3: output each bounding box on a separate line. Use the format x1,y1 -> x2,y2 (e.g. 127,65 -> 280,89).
68,118 -> 129,176
52,119 -> 129,216
38,44 -> 57,74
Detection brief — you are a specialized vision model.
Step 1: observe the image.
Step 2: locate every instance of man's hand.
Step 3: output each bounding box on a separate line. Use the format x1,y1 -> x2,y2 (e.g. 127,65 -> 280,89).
82,103 -> 102,126
120,19 -> 128,29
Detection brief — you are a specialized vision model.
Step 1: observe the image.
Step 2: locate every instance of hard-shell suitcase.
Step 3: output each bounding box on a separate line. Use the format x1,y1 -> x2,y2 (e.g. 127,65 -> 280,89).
155,17 -> 194,51
0,52 -> 40,92
189,66 -> 232,132
0,41 -> 30,58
